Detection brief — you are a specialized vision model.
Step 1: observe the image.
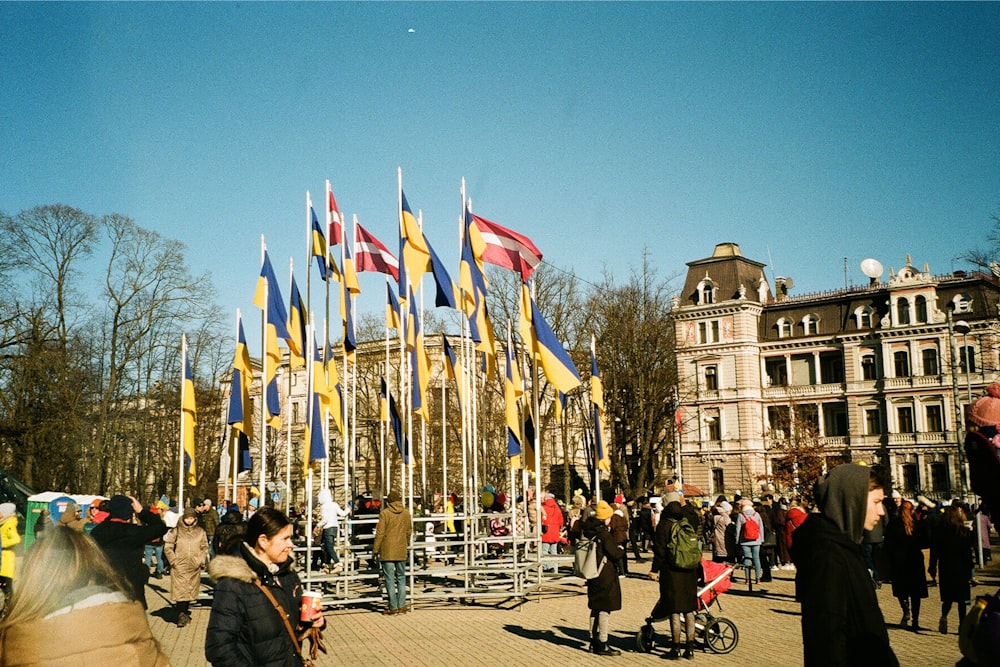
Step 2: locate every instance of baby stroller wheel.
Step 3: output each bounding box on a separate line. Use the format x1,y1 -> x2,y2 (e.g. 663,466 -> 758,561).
703,617 -> 738,654
635,622 -> 656,653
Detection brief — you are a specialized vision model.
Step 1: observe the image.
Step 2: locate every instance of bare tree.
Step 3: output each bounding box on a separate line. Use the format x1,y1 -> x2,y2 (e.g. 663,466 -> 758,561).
588,254 -> 679,499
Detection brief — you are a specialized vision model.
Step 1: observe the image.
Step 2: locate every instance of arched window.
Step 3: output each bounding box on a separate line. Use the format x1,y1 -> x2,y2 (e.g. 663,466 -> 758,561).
803,314 -> 819,335
896,298 -> 911,325
856,308 -> 873,329
777,318 -> 792,338
922,347 -> 939,375
915,295 -> 928,323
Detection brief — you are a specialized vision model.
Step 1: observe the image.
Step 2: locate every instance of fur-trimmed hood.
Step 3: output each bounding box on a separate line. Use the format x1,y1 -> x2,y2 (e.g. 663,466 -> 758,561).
208,553 -> 256,584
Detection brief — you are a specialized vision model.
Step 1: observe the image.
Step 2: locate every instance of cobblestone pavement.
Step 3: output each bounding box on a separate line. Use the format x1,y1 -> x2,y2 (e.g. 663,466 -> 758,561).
148,550 -> 998,667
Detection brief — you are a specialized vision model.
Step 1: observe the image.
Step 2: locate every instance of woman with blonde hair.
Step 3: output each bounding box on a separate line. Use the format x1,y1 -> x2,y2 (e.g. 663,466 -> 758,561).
0,525 -> 170,666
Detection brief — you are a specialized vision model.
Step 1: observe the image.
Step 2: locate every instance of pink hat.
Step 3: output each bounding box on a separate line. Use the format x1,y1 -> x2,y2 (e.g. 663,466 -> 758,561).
970,382 -> 1000,427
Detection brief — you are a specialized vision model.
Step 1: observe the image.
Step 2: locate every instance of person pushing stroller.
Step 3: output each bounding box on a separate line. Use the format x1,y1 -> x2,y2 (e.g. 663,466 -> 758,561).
649,500 -> 703,660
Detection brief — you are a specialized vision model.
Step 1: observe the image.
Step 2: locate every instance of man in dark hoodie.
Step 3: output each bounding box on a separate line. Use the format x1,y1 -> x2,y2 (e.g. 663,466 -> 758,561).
373,490 -> 412,615
791,464 -> 898,666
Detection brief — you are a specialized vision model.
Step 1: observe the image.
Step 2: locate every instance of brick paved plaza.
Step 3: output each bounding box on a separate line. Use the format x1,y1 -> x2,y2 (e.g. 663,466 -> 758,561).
147,548 -> 997,666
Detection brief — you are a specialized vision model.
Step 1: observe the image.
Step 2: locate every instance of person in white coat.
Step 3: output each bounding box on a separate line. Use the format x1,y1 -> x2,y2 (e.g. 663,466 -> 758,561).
317,487 -> 350,573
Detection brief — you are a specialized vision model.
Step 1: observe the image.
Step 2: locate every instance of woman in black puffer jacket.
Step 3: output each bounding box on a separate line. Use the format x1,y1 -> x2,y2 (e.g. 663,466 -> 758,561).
205,507 -> 324,666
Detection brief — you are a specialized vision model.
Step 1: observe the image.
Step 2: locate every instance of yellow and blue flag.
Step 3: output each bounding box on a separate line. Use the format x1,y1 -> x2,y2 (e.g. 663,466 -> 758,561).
522,283 -> 582,394
591,343 -> 610,473
182,346 -> 197,486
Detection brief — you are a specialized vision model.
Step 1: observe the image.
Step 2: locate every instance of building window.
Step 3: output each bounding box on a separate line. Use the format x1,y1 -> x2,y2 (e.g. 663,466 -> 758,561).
960,345 -> 976,373
926,404 -> 943,432
930,461 -> 949,493
704,365 -> 718,391
797,404 -> 819,433
803,315 -> 819,335
922,348 -> 939,376
865,408 -> 881,435
765,358 -> 788,386
702,283 -> 715,304
952,294 -> 972,313
819,351 -> 844,384
902,464 -> 919,493
856,308 -> 873,329
823,403 -> 848,437
861,354 -> 878,381
897,406 -> 914,433
777,319 -> 792,338
698,320 -> 720,344
292,401 -> 303,424
896,298 -> 911,325
712,468 -> 724,494
768,405 -> 790,438
893,350 -> 910,377
915,295 -> 928,323
706,416 -> 721,441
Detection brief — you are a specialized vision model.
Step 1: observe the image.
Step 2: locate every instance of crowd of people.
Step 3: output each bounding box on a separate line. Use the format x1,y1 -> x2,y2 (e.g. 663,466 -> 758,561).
0,467 -> 993,664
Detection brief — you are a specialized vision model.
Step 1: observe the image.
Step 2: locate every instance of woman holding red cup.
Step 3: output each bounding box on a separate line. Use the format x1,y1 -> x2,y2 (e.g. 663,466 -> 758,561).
206,506 -> 325,666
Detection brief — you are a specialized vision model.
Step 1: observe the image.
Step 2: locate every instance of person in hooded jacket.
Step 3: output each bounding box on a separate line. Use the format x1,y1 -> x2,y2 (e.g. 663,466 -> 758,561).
213,506 -> 247,555
650,500 -> 702,660
90,495 -> 167,610
206,506 -> 324,666
165,507 -> 208,627
373,490 -> 412,614
582,500 -> 624,656
792,464 -> 898,667
0,503 -> 20,597
0,525 -> 170,666
540,493 -> 565,572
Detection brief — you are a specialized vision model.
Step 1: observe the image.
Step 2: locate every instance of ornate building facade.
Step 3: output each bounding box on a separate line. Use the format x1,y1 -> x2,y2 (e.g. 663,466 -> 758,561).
674,243 -> 1000,501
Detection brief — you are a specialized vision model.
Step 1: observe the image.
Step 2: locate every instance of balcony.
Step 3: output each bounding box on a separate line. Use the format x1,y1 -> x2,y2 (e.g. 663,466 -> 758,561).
762,382 -> 845,400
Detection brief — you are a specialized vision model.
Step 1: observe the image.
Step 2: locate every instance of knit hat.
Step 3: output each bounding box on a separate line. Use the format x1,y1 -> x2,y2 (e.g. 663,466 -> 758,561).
740,498 -> 754,510
595,500 -> 613,521
663,491 -> 681,505
0,503 -> 15,520
970,382 -> 1000,427
572,495 -> 586,509
182,508 -> 198,521
891,490 -> 902,499
108,495 -> 134,521
613,494 -> 625,505
719,500 -> 732,513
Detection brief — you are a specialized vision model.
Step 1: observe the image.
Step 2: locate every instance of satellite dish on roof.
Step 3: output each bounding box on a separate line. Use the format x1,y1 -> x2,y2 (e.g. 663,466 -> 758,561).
775,276 -> 794,289
860,258 -> 884,280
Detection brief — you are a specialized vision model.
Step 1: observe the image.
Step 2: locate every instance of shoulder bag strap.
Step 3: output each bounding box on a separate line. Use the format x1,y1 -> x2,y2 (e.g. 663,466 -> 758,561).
254,579 -> 303,655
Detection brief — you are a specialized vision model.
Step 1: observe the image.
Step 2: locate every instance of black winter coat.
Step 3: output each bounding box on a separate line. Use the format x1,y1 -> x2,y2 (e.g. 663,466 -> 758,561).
885,518 -> 928,600
929,523 -> 974,604
650,516 -> 701,615
581,516 -> 623,612
792,513 -> 898,667
91,509 -> 168,609
205,543 -> 306,667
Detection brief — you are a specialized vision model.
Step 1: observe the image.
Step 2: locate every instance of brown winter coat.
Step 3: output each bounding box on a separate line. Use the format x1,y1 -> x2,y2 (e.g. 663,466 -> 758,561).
0,589 -> 171,667
373,500 -> 412,561
164,520 -> 208,603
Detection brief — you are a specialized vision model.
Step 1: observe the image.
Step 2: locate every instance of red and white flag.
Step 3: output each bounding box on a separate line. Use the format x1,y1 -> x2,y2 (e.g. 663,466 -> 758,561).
355,223 -> 399,281
327,181 -> 343,247
469,213 -> 542,282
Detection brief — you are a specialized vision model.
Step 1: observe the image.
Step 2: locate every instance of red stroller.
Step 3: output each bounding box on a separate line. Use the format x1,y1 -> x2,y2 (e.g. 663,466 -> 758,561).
635,558 -> 739,655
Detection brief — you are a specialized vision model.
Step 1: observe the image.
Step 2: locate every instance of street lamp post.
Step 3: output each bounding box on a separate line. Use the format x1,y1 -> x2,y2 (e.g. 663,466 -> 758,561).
946,309 -> 969,499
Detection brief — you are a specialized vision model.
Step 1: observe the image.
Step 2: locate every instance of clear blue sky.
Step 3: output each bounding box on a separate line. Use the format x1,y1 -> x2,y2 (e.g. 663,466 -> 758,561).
3,2 -> 998,346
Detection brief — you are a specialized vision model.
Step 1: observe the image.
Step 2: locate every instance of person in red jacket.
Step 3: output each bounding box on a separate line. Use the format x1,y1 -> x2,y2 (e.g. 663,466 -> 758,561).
540,493 -> 564,573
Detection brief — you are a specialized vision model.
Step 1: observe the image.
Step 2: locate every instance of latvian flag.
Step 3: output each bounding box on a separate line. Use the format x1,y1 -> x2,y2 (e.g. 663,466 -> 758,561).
469,213 -> 543,282
355,223 -> 400,282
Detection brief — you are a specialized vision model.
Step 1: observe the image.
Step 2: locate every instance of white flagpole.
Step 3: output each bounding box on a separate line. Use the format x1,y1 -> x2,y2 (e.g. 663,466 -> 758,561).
259,236 -> 268,508
179,333 -> 188,511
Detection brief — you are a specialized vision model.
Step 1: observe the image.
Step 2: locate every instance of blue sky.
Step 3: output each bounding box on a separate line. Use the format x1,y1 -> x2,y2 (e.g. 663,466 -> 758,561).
2,2 -> 998,347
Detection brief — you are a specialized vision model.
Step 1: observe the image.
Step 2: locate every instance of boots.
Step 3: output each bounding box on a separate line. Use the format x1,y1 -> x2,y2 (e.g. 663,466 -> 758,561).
664,641 -> 680,660
682,641 -> 695,659
589,639 -> 620,656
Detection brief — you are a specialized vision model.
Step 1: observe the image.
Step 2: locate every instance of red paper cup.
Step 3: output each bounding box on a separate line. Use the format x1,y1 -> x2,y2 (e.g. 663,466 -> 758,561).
300,591 -> 322,622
